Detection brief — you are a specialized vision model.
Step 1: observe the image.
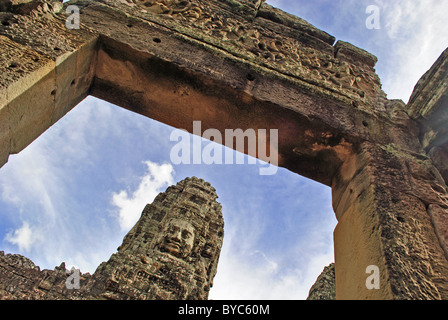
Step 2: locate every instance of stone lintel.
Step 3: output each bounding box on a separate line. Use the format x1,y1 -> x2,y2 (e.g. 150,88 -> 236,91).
78,0 -> 415,186
79,0 -> 383,112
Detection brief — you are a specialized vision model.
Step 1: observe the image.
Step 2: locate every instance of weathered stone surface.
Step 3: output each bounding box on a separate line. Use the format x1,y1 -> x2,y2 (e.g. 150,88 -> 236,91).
0,0 -> 98,156
428,146 -> 448,186
0,177 -> 224,300
307,263 -> 336,300
408,48 -> 448,191
408,47 -> 448,122
333,142 -> 448,299
0,99 -> 9,167
0,251 -> 96,299
408,47 -> 448,151
86,0 -> 382,112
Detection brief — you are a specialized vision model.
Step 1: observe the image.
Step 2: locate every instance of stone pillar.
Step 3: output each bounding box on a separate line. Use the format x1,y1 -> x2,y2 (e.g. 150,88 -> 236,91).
332,142 -> 448,299
0,0 -> 98,168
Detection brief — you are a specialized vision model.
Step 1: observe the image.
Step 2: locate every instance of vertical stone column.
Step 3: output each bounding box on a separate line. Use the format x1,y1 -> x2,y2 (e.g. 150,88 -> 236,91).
0,1 -> 98,168
332,142 -> 448,299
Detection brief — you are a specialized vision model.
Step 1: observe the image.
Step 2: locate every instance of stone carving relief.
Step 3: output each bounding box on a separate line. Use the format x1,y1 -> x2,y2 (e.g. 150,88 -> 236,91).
92,177 -> 224,300
120,0 -> 381,105
125,0 -> 201,18
159,218 -> 196,259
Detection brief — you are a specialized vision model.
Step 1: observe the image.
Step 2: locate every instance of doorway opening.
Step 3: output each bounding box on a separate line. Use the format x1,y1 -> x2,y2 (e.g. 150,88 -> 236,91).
0,95 -> 337,299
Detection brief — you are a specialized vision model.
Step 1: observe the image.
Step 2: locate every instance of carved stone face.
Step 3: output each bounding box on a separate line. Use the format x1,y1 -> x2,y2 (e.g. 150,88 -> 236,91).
162,219 -> 195,258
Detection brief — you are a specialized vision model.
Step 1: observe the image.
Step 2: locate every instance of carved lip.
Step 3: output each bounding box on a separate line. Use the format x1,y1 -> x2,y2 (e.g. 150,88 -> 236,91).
165,239 -> 181,252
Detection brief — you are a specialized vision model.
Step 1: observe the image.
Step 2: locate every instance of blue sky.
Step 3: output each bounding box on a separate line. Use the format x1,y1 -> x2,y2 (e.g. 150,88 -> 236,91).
1,1 -> 447,300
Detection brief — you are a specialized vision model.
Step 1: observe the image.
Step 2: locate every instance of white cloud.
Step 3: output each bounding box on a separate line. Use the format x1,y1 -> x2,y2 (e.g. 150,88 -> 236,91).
208,173 -> 336,300
0,123 -> 69,259
112,161 -> 175,231
373,0 -> 448,101
0,98 -> 126,272
5,222 -> 42,252
209,241 -> 334,300
0,96 -> 176,274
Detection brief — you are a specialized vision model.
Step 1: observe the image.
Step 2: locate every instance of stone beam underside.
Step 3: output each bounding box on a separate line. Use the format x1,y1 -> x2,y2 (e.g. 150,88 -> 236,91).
79,0 -> 409,186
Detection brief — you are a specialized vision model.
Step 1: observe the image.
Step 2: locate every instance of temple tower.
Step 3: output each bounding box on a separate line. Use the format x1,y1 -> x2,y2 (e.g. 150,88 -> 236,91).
91,177 -> 225,300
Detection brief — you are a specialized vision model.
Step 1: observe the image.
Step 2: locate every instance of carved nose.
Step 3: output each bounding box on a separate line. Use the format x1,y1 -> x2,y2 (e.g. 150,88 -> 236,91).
172,230 -> 182,242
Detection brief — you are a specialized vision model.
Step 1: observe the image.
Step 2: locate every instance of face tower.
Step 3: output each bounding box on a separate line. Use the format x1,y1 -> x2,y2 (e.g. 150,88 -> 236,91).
91,177 -> 225,300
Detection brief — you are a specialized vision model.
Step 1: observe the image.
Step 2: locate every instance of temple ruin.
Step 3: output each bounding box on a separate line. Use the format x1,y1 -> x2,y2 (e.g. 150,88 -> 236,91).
0,0 -> 448,299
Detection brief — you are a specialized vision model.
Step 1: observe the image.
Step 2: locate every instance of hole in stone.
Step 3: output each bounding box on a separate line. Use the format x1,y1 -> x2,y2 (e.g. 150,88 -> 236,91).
246,73 -> 255,81
51,89 -> 57,96
8,63 -> 18,68
53,47 -> 61,51
153,38 -> 161,43
71,79 -> 76,86
362,120 -> 369,127
397,216 -> 405,223
2,21 -> 10,26
127,23 -> 133,28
